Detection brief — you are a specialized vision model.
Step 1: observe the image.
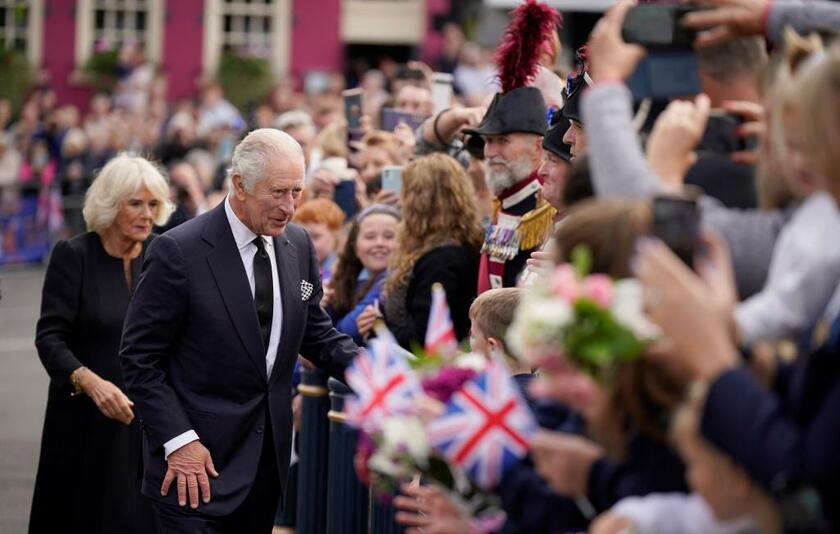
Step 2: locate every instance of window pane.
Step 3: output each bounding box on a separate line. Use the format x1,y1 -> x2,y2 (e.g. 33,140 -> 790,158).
262,16 -> 271,33
223,14 -> 232,32
13,36 -> 25,51
0,9 -> 6,29
95,9 -> 106,30
115,10 -> 125,30
136,10 -> 145,31
14,5 -> 26,28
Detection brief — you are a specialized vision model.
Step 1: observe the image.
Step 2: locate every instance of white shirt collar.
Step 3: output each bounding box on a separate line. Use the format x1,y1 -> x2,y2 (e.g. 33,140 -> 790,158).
224,196 -> 271,251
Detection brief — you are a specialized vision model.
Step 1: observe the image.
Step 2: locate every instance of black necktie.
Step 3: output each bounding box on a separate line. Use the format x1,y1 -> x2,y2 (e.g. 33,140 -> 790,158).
252,237 -> 273,351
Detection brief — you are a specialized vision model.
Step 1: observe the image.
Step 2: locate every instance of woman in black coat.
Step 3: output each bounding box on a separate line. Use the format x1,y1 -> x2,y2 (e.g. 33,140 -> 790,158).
381,153 -> 484,349
30,155 -> 174,534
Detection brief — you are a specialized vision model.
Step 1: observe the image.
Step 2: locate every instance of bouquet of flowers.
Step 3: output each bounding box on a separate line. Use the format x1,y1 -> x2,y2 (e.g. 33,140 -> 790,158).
507,247 -> 660,379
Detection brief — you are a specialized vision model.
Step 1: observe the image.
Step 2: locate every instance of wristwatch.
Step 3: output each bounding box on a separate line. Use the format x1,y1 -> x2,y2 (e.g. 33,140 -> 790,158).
70,366 -> 88,396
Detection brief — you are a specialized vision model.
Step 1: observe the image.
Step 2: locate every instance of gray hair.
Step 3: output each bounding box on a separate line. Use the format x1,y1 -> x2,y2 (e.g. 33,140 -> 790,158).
228,128 -> 305,192
698,37 -> 768,83
273,109 -> 315,135
83,153 -> 174,233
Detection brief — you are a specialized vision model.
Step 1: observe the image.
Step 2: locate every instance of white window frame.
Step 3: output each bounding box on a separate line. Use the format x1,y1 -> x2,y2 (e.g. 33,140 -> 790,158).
0,0 -> 44,67
202,0 -> 291,80
74,0 -> 164,68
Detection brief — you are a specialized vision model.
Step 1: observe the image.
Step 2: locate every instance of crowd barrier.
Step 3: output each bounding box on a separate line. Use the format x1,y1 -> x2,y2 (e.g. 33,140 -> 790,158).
293,368 -> 405,534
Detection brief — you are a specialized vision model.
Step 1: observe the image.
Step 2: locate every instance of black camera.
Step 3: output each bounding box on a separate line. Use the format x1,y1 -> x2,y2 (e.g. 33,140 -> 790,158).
622,5 -> 701,101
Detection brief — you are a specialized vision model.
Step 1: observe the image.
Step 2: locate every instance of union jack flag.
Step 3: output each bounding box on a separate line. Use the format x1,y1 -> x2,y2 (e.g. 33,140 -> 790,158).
344,334 -> 422,432
425,283 -> 458,358
426,359 -> 537,489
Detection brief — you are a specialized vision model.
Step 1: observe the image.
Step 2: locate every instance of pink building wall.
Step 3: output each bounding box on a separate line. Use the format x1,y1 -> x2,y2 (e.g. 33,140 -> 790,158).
163,0 -> 205,101
422,0 -> 449,64
42,0 -> 91,110
290,0 -> 342,81
42,0 -> 451,108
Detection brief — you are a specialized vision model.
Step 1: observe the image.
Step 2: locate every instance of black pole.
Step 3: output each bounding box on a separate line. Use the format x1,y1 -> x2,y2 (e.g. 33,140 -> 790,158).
326,378 -> 369,533
296,367 -> 330,534
370,494 -> 406,534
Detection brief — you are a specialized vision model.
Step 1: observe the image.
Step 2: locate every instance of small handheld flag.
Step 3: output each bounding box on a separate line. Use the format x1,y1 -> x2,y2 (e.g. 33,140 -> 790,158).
426,359 -> 537,488
425,283 -> 459,358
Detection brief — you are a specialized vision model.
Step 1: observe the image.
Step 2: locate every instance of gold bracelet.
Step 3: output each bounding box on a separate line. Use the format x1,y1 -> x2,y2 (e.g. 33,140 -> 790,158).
70,366 -> 88,396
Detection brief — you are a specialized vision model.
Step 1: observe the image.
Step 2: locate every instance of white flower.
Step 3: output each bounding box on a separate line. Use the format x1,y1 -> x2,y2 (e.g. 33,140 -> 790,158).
611,279 -> 661,340
507,293 -> 573,362
454,352 -> 487,372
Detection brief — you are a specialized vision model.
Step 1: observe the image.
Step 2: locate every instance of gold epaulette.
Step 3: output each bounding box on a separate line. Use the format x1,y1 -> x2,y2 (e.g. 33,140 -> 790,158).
516,200 -> 557,251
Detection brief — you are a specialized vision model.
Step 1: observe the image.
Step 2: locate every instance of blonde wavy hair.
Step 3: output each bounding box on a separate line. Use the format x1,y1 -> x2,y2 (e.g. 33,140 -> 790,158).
83,153 -> 174,233
384,153 -> 484,294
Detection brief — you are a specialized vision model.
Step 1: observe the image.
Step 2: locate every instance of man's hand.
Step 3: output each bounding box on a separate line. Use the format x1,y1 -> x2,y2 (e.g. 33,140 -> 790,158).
683,0 -> 771,47
723,100 -> 766,165
78,369 -> 135,424
530,431 -> 604,497
161,441 -> 219,508
587,0 -> 647,83
646,94 -> 711,189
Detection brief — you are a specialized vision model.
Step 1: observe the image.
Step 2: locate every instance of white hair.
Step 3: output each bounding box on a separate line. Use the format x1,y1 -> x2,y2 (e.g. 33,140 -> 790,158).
228,128 -> 305,192
83,153 -> 175,233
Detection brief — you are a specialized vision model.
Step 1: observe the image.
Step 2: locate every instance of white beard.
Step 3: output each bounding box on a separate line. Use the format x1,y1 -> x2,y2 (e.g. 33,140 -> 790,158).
483,156 -> 534,196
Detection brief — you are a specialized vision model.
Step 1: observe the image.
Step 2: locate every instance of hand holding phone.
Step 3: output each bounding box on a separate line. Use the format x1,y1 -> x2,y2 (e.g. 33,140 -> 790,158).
381,166 -> 403,193
651,189 -> 701,269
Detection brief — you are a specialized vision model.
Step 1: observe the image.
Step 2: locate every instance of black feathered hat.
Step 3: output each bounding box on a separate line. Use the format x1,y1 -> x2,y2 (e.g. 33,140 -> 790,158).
462,87 -> 547,137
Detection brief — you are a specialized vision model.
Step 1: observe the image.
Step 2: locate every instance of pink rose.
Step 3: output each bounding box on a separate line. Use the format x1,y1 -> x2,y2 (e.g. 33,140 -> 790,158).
582,274 -> 614,308
549,264 -> 580,302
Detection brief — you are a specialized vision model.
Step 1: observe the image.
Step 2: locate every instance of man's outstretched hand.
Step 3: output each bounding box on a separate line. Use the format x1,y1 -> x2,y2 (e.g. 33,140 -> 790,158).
161,440 -> 219,509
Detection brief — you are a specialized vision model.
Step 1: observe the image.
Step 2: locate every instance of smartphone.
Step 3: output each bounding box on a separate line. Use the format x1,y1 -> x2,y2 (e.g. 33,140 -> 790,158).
626,50 -> 701,100
705,110 -> 759,153
343,88 -> 364,153
622,5 -> 698,48
333,179 -> 358,219
651,192 -> 700,268
380,108 -> 426,133
431,72 -> 454,115
381,166 -> 403,193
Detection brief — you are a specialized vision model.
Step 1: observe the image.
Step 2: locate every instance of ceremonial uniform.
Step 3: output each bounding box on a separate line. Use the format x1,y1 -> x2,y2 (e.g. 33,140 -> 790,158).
464,86 -> 555,293
479,172 -> 556,290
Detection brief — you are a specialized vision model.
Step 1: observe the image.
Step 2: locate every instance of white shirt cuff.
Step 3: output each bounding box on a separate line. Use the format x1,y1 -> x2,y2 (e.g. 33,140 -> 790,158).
163,430 -> 200,460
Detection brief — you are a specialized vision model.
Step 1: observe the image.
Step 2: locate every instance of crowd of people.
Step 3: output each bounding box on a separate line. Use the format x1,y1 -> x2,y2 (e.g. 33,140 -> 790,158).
17,0 -> 840,532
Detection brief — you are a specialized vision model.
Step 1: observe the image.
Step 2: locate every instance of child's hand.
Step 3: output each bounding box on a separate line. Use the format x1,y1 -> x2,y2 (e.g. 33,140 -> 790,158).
356,305 -> 382,339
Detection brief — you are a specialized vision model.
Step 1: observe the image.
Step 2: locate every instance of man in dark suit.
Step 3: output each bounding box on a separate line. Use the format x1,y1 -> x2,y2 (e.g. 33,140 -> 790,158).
120,128 -> 359,532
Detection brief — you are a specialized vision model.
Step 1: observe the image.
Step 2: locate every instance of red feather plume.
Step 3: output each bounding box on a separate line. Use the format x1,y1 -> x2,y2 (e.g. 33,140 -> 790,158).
495,0 -> 562,93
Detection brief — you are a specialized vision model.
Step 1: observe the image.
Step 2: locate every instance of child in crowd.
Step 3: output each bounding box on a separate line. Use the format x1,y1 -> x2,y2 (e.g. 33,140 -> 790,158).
291,197 -> 346,284
468,288 -> 533,382
591,384 -> 783,534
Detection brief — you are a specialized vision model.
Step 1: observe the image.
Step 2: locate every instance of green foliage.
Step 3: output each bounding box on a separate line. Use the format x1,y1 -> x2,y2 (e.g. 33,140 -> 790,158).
571,245 -> 593,279
565,298 -> 645,379
83,49 -> 120,91
216,52 -> 274,113
0,46 -> 34,114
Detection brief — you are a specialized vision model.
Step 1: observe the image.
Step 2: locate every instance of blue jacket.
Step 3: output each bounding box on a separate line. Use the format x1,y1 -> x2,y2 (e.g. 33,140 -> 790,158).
497,374 -> 687,533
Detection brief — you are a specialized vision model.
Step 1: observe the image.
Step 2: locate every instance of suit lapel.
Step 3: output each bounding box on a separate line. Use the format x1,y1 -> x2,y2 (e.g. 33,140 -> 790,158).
269,234 -> 300,385
204,205 -> 268,382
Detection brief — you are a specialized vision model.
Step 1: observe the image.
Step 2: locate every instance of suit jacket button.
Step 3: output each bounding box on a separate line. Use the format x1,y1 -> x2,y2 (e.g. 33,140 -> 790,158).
257,425 -> 264,434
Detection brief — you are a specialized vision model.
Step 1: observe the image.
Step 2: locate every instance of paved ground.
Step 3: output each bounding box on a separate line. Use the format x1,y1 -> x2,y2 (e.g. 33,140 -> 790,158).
0,266 -> 48,533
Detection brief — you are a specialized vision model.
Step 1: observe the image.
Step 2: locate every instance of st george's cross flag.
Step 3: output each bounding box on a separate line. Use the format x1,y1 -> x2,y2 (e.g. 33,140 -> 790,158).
425,283 -> 459,358
344,333 -> 422,432
426,359 -> 537,489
